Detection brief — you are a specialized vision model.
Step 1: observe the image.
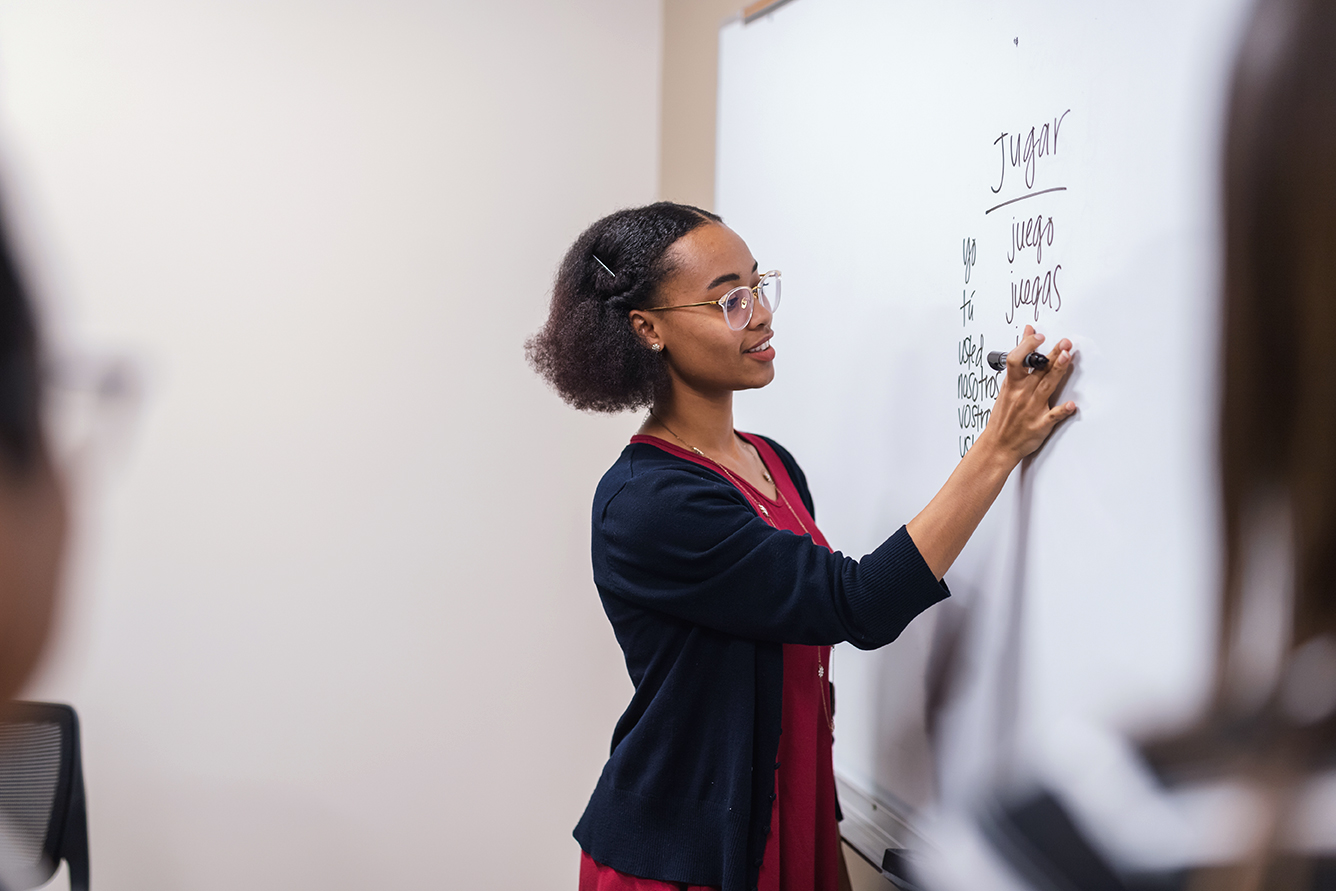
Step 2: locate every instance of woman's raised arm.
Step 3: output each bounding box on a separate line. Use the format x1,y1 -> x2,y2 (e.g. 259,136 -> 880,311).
906,324 -> 1077,580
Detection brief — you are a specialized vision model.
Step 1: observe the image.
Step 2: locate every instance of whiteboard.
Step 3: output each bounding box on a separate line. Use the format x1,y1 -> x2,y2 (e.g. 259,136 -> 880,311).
717,0 -> 1252,832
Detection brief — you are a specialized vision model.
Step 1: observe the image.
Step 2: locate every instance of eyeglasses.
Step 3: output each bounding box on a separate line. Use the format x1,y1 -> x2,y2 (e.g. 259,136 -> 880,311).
644,270 -> 781,331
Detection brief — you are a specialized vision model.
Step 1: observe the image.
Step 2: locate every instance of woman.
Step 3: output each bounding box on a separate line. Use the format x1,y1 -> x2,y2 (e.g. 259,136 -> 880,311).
527,202 -> 1075,891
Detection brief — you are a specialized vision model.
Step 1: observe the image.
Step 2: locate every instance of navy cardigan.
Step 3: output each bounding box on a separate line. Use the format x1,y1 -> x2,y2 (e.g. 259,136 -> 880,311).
574,438 -> 948,891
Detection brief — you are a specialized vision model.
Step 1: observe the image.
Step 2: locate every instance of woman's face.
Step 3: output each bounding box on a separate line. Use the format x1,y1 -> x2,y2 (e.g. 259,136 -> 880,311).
633,223 -> 776,398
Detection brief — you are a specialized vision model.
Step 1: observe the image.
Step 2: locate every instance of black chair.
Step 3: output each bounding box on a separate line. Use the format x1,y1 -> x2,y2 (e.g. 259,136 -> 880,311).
0,702 -> 88,891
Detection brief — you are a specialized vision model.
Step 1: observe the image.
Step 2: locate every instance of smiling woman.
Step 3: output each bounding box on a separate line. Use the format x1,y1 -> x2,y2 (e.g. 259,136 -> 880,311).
526,202 -> 1078,891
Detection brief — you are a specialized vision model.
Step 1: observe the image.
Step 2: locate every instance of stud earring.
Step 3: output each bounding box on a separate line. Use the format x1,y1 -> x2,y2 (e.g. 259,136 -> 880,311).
651,343 -> 662,352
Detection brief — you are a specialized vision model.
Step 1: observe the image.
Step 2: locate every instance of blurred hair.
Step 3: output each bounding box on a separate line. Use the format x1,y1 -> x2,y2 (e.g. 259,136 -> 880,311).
526,202 -> 721,413
1219,0 -> 1336,677
0,204 -> 41,476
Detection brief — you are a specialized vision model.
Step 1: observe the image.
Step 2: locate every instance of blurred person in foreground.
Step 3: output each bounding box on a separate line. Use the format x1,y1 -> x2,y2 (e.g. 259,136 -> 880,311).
913,0 -> 1336,889
0,201 -> 68,891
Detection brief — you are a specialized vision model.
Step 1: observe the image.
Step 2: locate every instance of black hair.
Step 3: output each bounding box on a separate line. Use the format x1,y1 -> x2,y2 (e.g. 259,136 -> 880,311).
0,204 -> 40,474
526,201 -> 722,412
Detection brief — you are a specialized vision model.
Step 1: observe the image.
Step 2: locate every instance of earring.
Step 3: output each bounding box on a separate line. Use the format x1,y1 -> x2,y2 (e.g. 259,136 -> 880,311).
651,343 -> 662,352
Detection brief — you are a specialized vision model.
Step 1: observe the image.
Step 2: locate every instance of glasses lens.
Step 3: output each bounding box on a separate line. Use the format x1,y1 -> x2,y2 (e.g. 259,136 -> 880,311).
721,288 -> 750,330
758,273 -> 781,315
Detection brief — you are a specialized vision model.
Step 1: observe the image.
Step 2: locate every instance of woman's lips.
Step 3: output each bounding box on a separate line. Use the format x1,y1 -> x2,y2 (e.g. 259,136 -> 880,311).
744,336 -> 774,358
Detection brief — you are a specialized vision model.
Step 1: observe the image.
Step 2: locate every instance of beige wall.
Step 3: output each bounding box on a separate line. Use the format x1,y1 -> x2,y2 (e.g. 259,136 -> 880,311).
0,2 -> 658,888
659,0 -> 746,209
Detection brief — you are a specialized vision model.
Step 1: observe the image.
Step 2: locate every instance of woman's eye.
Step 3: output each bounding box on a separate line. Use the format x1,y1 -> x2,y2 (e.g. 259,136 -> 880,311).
723,292 -> 743,312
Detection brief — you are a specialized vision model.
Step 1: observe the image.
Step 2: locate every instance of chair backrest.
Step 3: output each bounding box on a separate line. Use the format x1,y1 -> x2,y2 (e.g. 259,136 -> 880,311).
0,702 -> 89,891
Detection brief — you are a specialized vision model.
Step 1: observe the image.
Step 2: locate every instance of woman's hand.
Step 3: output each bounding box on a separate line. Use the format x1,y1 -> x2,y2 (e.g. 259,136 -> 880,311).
981,324 -> 1077,463
905,324 -> 1076,579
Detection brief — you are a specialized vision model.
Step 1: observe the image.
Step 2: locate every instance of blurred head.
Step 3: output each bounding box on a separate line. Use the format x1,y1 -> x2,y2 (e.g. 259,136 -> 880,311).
0,204 -> 65,703
526,201 -> 724,412
1220,0 -> 1336,686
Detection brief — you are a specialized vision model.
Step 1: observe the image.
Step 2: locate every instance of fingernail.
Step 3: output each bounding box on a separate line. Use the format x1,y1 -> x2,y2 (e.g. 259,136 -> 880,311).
1058,350 -> 1070,365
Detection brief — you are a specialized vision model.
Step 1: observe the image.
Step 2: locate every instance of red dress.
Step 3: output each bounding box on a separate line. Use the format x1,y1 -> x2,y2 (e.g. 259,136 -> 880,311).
580,433 -> 842,891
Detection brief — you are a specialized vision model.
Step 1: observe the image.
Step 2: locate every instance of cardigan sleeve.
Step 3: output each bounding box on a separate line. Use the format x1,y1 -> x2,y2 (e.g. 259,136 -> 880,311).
593,455 -> 948,648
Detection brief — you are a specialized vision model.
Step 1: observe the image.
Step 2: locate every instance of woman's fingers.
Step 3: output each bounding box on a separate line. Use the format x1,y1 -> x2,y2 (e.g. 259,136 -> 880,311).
1035,346 -> 1074,398
988,328 -> 1078,460
999,332 -> 1079,459
1006,325 -> 1046,382
1046,401 -> 1078,425
1043,337 -> 1073,363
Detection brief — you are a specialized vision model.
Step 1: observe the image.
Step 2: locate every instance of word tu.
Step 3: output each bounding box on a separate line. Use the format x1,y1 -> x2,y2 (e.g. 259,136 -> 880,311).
961,290 -> 975,324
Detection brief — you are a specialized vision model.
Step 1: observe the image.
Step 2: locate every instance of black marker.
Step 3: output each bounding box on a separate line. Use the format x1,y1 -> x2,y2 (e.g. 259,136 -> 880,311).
986,350 -> 1049,372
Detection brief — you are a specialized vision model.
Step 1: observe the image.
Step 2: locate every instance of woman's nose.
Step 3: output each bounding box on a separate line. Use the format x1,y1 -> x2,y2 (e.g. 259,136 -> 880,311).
751,296 -> 773,329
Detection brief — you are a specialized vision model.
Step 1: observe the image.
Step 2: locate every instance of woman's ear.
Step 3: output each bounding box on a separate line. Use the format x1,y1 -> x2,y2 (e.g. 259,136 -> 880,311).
628,310 -> 663,353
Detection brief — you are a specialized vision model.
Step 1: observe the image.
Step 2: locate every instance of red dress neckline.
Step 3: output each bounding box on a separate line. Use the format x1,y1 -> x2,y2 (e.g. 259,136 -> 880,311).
629,433 -> 824,535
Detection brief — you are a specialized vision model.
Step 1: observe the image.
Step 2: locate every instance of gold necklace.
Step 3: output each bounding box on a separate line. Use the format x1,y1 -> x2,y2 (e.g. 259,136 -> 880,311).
648,414 -> 816,538
646,411 -> 833,733
648,412 -> 774,519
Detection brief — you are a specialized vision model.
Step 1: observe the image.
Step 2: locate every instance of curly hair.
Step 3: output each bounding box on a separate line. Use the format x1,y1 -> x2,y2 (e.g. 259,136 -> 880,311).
526,202 -> 722,412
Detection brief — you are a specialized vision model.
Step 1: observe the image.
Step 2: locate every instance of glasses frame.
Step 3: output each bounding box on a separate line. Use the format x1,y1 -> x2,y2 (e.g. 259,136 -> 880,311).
643,270 -> 781,331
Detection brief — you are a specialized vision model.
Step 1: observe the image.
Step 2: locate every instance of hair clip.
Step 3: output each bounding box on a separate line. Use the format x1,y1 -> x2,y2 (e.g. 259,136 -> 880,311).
593,254 -> 615,276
